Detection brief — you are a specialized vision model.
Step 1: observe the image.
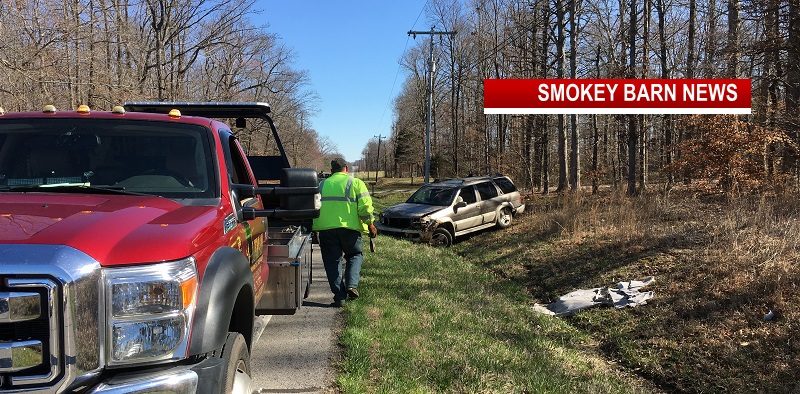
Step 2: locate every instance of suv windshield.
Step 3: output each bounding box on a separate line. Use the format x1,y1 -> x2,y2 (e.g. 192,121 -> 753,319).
0,118 -> 217,199
407,186 -> 456,206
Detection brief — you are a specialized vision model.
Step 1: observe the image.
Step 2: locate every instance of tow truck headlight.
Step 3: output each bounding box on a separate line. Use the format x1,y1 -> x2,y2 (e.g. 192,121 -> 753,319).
103,258 -> 198,366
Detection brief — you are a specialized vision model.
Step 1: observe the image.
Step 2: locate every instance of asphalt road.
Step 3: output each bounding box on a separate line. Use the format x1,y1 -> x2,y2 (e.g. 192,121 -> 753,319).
250,247 -> 341,394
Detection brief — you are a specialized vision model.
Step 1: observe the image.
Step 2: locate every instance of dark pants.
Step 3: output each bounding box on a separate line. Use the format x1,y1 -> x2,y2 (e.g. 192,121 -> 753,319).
318,228 -> 364,301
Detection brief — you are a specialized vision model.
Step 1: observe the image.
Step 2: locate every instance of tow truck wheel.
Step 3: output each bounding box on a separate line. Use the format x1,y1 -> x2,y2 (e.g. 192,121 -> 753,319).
497,207 -> 513,229
221,332 -> 252,394
429,228 -> 453,247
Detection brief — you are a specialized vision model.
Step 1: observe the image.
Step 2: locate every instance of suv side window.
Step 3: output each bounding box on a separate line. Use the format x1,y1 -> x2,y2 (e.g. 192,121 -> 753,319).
459,186 -> 477,204
494,177 -> 517,194
475,182 -> 498,200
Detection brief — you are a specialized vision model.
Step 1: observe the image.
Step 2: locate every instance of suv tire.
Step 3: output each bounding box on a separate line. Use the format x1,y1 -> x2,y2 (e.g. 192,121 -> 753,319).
430,227 -> 453,247
497,207 -> 513,229
221,332 -> 252,394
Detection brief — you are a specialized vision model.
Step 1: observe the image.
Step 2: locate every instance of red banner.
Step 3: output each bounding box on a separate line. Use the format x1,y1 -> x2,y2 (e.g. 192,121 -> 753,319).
483,79 -> 751,114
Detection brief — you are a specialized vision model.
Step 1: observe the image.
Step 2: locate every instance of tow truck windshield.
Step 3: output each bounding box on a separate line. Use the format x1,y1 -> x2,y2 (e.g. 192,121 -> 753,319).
0,118 -> 217,199
407,186 -> 456,206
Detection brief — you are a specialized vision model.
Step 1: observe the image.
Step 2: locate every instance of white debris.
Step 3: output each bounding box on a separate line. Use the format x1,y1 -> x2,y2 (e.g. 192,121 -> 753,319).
534,277 -> 655,316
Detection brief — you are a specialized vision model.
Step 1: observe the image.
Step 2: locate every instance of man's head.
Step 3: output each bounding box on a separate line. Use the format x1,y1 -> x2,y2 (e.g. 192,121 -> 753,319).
331,157 -> 348,173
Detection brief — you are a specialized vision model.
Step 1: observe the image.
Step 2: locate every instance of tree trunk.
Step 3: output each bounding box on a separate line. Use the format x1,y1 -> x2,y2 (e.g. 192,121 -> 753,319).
556,0 -> 568,192
627,0 -> 638,196
703,0 -> 718,76
765,0 -> 781,175
569,0 -> 580,192
639,0 -> 650,192
657,0 -> 673,185
683,0 -> 697,184
786,0 -> 799,177
541,0 -> 551,195
726,0 -> 740,78
593,47 -> 601,194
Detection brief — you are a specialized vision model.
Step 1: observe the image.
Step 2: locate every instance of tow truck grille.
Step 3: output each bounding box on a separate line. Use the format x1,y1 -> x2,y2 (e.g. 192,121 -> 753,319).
0,278 -> 62,390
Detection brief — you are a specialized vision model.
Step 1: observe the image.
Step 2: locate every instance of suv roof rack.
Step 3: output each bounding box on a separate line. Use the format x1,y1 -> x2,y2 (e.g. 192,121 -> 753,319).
433,178 -> 457,183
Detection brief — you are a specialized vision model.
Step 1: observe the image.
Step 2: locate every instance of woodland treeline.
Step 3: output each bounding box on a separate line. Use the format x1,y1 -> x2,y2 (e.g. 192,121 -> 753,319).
359,0 -> 800,194
0,0 -> 340,170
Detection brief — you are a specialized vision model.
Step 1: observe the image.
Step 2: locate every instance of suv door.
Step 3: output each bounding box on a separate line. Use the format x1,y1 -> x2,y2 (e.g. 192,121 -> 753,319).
451,185 -> 481,232
475,181 -> 502,224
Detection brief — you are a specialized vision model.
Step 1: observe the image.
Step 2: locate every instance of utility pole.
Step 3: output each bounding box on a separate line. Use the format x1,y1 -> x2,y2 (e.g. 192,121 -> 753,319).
365,151 -> 370,180
373,134 -> 385,187
408,26 -> 456,183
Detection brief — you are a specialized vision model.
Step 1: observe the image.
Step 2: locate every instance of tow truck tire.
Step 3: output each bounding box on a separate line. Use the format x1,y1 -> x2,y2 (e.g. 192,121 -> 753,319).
221,332 -> 252,394
497,207 -> 513,229
430,228 -> 453,247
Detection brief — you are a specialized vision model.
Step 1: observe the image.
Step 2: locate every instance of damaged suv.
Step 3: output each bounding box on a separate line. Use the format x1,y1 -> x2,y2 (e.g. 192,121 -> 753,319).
376,176 -> 525,247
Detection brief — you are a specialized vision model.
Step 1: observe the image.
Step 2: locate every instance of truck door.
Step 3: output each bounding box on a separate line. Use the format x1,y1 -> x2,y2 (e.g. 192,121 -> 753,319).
452,186 -> 482,231
224,134 -> 267,298
475,181 -> 501,224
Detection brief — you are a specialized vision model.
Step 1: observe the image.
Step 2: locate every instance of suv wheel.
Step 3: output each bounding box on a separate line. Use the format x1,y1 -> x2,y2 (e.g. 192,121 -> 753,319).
497,207 -> 513,229
430,228 -> 453,247
221,332 -> 252,394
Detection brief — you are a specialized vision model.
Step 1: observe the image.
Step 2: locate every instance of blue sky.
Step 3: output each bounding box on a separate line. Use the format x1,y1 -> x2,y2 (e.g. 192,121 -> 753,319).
253,1 -> 430,161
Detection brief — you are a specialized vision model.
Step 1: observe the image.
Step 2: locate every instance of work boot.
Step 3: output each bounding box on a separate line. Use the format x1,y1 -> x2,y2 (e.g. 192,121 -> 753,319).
331,299 -> 345,308
347,288 -> 359,300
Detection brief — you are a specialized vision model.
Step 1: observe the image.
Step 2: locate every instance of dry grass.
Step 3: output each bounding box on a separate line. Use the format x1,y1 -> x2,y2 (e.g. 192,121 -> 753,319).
457,185 -> 800,393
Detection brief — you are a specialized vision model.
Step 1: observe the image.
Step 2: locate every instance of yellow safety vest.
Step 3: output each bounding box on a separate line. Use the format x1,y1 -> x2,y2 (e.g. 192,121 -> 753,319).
312,172 -> 374,233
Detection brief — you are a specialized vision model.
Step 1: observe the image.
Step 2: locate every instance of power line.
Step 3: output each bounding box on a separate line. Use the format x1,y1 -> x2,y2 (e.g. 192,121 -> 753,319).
374,0 -> 431,136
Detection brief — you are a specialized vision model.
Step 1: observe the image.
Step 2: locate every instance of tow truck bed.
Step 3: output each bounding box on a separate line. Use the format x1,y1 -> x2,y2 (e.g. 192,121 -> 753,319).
257,227 -> 313,315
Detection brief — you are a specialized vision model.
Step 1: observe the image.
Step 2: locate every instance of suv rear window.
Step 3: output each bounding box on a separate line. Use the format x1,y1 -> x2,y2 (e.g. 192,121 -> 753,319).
494,177 -> 517,194
475,182 -> 498,200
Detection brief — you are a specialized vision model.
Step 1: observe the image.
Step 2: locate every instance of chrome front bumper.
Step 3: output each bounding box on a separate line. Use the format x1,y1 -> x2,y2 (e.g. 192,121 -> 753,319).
88,354 -> 226,394
89,368 -> 198,394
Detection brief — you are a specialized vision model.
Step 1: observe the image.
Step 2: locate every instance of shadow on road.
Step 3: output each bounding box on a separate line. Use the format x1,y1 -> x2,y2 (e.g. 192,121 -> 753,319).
302,300 -> 334,308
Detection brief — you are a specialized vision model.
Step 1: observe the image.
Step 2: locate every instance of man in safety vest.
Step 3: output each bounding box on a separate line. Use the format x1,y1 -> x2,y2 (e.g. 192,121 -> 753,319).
312,158 -> 378,307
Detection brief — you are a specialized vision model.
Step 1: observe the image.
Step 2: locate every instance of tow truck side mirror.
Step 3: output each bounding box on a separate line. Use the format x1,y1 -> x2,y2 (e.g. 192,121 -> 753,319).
238,168 -> 321,221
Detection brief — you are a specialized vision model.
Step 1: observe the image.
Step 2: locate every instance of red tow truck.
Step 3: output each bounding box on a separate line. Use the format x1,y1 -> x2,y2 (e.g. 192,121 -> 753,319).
0,102 -> 319,393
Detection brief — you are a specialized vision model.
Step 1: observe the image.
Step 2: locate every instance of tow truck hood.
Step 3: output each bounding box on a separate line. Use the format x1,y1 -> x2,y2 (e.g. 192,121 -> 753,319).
0,193 -> 222,266
382,202 -> 446,218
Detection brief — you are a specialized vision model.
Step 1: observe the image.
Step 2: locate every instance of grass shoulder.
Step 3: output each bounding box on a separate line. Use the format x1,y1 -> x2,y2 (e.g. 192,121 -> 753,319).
338,235 -> 648,393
